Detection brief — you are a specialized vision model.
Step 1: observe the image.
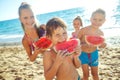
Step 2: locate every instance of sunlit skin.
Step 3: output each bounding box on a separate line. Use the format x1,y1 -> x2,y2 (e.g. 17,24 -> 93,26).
20,9 -> 35,26
72,19 -> 82,38
90,13 -> 105,29
19,4 -> 43,61
43,26 -> 81,80
20,9 -> 38,40
73,19 -> 82,30
78,11 -> 107,80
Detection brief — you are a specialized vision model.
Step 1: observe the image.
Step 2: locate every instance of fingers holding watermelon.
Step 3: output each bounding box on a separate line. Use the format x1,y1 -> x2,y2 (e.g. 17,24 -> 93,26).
73,45 -> 81,56
33,37 -> 52,50
99,42 -> 107,48
54,38 -> 80,56
55,50 -> 69,65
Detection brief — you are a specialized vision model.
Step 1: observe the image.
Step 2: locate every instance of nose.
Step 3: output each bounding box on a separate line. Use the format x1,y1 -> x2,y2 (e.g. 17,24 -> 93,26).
27,17 -> 34,25
59,35 -> 66,42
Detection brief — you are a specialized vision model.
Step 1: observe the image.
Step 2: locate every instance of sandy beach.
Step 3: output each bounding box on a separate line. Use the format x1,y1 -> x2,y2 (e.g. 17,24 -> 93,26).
0,38 -> 120,80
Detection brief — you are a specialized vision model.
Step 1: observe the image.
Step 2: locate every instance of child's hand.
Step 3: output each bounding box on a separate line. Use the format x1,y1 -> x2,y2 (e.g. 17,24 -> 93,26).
74,45 -> 81,56
34,47 -> 45,54
55,50 -> 68,66
99,43 -> 107,48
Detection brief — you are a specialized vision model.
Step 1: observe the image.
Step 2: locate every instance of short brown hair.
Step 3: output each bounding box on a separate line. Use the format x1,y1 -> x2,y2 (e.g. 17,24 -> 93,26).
46,17 -> 67,37
91,8 -> 106,18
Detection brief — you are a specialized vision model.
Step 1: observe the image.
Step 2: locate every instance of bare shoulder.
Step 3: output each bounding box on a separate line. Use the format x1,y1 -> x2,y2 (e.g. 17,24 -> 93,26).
79,26 -> 89,34
81,26 -> 89,31
43,49 -> 55,60
43,49 -> 54,69
22,35 -> 29,47
43,50 -> 51,57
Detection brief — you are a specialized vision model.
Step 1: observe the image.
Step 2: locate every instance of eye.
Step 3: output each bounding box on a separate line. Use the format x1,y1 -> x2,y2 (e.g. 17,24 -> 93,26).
63,32 -> 67,35
55,34 -> 60,38
31,16 -> 34,19
24,17 -> 28,19
99,19 -> 103,22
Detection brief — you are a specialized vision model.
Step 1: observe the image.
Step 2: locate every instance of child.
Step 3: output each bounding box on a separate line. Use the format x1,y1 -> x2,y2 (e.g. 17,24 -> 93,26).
78,8 -> 107,80
43,17 -> 81,80
38,24 -> 46,37
18,2 -> 44,61
72,16 -> 83,38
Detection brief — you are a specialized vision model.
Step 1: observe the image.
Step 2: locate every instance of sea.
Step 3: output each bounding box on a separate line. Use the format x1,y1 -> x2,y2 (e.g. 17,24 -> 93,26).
0,1 -> 120,46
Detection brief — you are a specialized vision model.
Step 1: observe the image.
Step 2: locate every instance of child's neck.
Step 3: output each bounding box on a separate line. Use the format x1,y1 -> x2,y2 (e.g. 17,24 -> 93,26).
89,25 -> 99,30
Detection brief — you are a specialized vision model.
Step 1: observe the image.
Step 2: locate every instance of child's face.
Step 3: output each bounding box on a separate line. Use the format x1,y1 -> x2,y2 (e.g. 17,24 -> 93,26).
50,26 -> 68,45
20,9 -> 35,27
73,20 -> 82,29
90,13 -> 105,28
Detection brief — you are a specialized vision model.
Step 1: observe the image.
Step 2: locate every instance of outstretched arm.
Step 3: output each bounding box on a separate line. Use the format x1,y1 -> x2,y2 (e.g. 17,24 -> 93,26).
73,45 -> 81,68
22,36 -> 41,61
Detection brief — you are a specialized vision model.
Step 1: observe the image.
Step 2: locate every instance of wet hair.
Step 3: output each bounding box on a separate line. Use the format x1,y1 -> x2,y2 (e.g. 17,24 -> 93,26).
91,8 -> 106,18
39,24 -> 46,30
18,2 -> 40,37
38,24 -> 46,37
73,16 -> 83,26
46,17 -> 67,37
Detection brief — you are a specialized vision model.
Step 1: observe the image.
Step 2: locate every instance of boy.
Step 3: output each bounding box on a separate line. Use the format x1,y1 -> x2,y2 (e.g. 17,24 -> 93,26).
43,17 -> 81,80
78,8 -> 107,80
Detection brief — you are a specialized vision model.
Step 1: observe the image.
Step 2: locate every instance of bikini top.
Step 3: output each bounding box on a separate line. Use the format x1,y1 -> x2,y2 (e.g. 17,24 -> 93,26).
72,33 -> 77,38
25,33 -> 39,51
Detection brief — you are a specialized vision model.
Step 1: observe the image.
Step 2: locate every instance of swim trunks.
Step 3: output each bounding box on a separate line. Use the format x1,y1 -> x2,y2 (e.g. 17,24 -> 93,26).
79,49 -> 98,66
78,75 -> 80,80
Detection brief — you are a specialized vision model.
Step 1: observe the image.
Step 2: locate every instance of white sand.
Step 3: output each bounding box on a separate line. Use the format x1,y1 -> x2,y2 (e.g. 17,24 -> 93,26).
0,41 -> 120,80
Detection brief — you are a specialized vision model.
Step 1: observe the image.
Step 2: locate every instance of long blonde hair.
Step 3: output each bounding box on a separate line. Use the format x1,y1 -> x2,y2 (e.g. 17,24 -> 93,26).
18,2 -> 40,37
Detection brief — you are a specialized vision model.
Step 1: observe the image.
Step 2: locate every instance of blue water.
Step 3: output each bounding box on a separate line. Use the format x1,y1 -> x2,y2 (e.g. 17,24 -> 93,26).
0,3 -> 120,45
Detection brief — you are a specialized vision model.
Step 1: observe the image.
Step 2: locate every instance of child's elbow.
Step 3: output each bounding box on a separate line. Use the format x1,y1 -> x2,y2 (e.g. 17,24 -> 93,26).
75,64 -> 81,68
29,58 -> 35,62
99,43 -> 107,48
44,74 -> 53,80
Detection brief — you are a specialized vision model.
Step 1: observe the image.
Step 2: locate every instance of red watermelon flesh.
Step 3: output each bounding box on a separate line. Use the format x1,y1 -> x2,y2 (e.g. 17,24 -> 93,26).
33,37 -> 52,49
55,39 -> 79,53
85,35 -> 104,46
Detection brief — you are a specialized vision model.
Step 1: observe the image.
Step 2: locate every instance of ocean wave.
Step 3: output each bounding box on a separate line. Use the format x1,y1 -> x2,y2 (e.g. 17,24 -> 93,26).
0,34 -> 23,39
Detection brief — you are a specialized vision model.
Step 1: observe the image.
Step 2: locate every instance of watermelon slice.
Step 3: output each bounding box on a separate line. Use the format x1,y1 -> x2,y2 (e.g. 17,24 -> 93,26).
85,35 -> 104,46
54,39 -> 80,54
33,37 -> 52,49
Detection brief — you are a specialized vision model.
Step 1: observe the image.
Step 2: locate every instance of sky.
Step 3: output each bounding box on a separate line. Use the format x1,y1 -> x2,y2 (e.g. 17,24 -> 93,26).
0,0 -> 83,21
0,0 -> 117,21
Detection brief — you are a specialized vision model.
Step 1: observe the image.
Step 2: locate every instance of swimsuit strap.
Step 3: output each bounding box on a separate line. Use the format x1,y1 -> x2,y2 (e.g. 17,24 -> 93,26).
25,33 -> 35,51
25,33 -> 39,42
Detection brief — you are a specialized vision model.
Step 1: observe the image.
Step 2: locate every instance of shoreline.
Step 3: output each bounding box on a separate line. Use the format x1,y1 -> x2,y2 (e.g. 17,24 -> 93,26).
0,42 -> 22,46
0,35 -> 120,46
